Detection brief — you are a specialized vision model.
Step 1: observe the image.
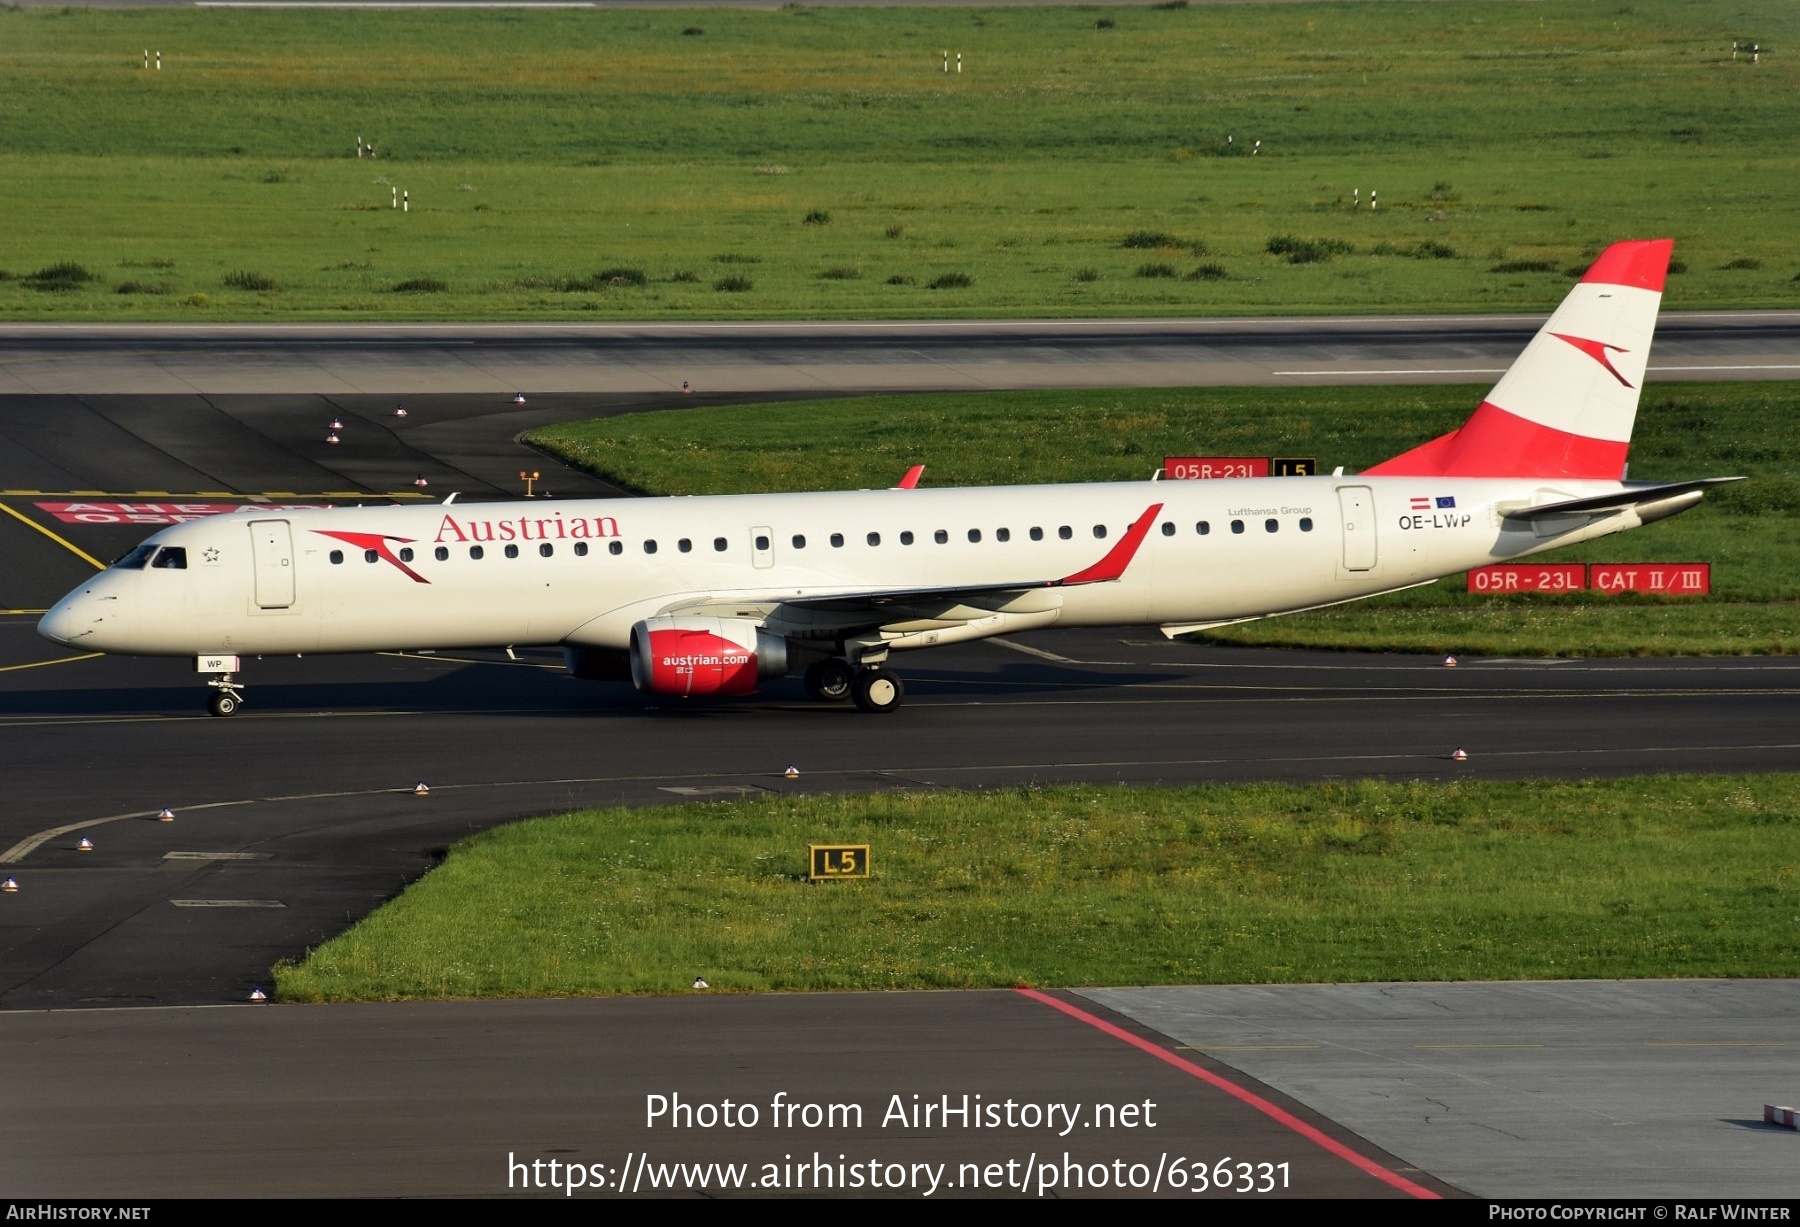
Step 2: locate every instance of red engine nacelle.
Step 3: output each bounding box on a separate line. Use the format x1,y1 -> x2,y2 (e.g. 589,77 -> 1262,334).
628,617 -> 790,697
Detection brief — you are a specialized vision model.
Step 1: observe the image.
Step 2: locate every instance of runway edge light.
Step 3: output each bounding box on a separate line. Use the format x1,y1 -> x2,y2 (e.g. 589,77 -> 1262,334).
249,987 -> 268,1003
1444,654 -> 1458,667
2,877 -> 17,893
77,837 -> 93,852
1452,747 -> 1469,762
784,765 -> 799,779
413,781 -> 431,796
158,807 -> 175,822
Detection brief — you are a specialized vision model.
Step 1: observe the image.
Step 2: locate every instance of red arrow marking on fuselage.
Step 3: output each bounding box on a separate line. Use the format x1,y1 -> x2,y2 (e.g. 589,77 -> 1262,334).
1056,503 -> 1164,586
1550,333 -> 1634,388
313,530 -> 431,584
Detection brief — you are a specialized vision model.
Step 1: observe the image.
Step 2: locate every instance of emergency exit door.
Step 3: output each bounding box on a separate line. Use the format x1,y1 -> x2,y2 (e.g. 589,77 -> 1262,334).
249,520 -> 296,608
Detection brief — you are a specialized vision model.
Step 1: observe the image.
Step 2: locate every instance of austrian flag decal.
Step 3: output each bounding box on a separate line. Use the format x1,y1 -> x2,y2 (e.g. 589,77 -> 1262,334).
1409,496 -> 1457,511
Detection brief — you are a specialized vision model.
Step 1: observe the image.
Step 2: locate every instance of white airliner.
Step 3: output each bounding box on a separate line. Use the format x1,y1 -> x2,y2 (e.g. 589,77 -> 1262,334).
40,239 -> 1735,715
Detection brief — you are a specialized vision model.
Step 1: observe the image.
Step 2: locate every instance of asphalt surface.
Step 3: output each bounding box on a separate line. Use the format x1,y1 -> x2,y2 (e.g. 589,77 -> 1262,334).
0,990 -> 1452,1199
3,374 -> 1796,1199
1084,981 -> 1800,1200
4,312 -> 1799,396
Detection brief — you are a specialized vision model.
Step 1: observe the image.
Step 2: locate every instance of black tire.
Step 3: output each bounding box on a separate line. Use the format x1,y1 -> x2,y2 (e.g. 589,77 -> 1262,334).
207,691 -> 240,718
803,658 -> 854,702
850,668 -> 905,714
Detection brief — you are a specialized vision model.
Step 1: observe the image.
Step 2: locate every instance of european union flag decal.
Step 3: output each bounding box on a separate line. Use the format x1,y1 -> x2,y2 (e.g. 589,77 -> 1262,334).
1435,496 -> 1457,509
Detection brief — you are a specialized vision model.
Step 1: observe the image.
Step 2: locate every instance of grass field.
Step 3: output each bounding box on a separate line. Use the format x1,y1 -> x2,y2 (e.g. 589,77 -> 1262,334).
528,379 -> 1799,656
274,774 -> 1800,1001
2,1 -> 1797,319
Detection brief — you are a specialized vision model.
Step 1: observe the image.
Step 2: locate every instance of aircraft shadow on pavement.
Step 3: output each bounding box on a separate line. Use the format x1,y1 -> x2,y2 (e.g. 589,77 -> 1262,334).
0,659 -> 1179,718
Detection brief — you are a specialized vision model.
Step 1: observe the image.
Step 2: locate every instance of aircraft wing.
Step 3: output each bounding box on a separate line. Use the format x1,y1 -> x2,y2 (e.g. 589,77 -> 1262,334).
659,501 -> 1162,625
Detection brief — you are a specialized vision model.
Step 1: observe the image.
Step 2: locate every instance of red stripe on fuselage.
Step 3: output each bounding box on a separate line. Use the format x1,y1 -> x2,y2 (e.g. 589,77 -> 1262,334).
1362,401 -> 1627,480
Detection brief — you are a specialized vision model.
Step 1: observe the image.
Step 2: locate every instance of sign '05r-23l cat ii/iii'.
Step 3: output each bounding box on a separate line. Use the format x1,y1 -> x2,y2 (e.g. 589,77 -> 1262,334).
40,240 -> 1739,716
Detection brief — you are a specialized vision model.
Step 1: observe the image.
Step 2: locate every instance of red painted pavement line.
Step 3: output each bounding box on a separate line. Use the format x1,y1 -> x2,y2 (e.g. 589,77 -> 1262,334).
1015,987 -> 1441,1200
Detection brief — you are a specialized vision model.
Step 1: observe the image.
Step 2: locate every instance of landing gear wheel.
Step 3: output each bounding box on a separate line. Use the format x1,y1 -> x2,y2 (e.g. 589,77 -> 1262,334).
207,691 -> 241,718
804,658 -> 855,703
850,668 -> 905,714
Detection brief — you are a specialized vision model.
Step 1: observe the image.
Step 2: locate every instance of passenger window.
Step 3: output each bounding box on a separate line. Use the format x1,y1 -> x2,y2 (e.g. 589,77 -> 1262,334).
996,528 -> 1010,542
151,547 -> 188,569
399,547 -> 415,562
364,549 -> 379,564
504,544 -> 519,559
968,528 -> 981,543
1029,527 -> 1044,542
678,539 -> 692,553
1265,519 -> 1279,534
934,529 -> 948,544
714,537 -> 728,552
539,543 -> 554,557
1093,525 -> 1108,539
644,540 -> 658,554
754,535 -> 769,551
792,534 -> 806,549
1231,520 -> 1245,534
1300,517 -> 1313,532
1058,526 -> 1072,540
109,544 -> 157,570
329,550 -> 344,565
1197,521 -> 1210,536
574,541 -> 589,557
1161,521 -> 1175,537
867,532 -> 881,546
434,546 -> 448,561
900,531 -> 914,545
609,541 -> 624,556
830,533 -> 844,548
470,545 -> 485,560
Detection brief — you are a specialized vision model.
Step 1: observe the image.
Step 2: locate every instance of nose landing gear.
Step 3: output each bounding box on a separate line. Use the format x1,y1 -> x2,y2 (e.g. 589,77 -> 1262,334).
206,673 -> 245,717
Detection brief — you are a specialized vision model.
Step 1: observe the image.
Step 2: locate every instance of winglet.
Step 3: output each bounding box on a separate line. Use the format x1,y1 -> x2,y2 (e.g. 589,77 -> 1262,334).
893,464 -> 925,490
1056,503 -> 1163,586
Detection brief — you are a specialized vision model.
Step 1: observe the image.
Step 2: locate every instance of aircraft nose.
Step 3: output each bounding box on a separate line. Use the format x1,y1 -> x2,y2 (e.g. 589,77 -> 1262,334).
38,587 -> 108,648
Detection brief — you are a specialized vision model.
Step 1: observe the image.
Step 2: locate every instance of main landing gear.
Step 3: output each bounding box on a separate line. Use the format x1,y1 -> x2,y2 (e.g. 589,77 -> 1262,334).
802,657 -> 905,713
206,673 -> 245,718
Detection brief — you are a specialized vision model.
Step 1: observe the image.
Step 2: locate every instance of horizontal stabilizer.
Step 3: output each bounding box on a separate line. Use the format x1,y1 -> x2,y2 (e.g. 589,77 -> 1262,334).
1501,477 -> 1743,522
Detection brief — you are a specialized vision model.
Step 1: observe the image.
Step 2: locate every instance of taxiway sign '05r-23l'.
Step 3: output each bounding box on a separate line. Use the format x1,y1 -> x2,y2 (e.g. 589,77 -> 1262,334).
41,240 -> 1739,716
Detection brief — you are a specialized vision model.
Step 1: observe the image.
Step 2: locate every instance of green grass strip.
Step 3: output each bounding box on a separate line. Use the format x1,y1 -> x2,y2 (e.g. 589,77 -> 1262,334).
3,1 -> 1798,319
277,775 -> 1800,1002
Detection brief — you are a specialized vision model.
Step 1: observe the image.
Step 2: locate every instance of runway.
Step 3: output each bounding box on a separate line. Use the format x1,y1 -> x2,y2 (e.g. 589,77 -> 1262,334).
4,312 -> 1800,396
2,346 -> 1797,1198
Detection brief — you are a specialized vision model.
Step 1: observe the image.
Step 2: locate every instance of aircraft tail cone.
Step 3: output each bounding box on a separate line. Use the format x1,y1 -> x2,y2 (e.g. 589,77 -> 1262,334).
1452,747 -> 1469,762
77,837 -> 93,852
784,766 -> 799,779
2,877 -> 18,893
249,987 -> 268,1003
413,782 -> 431,796
158,808 -> 176,822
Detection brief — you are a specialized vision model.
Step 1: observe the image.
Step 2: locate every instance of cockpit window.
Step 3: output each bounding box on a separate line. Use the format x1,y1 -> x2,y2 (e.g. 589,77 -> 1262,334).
150,546 -> 188,570
109,544 -> 157,570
